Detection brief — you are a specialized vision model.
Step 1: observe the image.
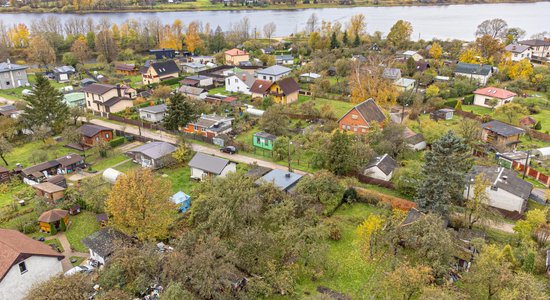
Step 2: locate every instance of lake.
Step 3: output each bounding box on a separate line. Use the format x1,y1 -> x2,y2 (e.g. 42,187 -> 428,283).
0,2 -> 549,40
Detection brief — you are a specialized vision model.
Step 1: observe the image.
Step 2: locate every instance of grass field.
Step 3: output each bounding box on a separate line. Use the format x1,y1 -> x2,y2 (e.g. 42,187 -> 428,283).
159,166 -> 196,194
0,181 -> 30,208
65,211 -> 100,252
294,95 -> 355,117
462,105 -> 493,116
2,140 -> 80,169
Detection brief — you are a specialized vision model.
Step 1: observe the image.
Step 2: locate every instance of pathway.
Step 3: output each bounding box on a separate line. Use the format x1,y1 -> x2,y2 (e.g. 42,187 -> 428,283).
46,233 -> 89,272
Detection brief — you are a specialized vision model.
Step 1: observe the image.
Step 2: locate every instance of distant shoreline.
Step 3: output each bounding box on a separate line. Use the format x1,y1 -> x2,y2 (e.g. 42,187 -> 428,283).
0,0 -> 545,14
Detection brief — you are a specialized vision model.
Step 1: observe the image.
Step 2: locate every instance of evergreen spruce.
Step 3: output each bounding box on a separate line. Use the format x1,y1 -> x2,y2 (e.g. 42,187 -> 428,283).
342,31 -> 349,46
163,93 -> 199,131
353,31 -> 361,47
22,74 -> 69,133
330,31 -> 339,49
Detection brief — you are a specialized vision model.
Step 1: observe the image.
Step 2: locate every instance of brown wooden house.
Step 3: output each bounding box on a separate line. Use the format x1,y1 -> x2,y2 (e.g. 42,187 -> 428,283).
38,209 -> 69,235
481,120 -> 525,151
115,63 -> 139,76
79,124 -> 114,147
0,166 -> 9,183
338,98 -> 386,135
33,182 -> 65,203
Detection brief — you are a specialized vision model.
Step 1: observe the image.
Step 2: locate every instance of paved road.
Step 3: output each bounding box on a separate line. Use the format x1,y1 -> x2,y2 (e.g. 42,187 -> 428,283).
87,118 -> 308,175
46,233 -> 89,272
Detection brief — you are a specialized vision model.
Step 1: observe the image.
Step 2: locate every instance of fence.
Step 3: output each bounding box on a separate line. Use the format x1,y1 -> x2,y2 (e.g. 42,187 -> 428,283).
511,161 -> 550,187
107,114 -> 165,131
354,173 -> 395,189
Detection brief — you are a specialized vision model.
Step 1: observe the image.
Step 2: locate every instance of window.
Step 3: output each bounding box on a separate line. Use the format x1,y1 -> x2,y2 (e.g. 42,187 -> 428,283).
346,125 -> 351,130
263,76 -> 266,80
353,126 -> 358,132
96,137 -> 99,141
351,114 -> 358,120
362,128 -> 367,133
19,262 -> 27,274
5,81 -> 10,86
194,125 -> 198,131
342,124 -> 346,129
105,133 -> 110,139
234,79 -> 237,83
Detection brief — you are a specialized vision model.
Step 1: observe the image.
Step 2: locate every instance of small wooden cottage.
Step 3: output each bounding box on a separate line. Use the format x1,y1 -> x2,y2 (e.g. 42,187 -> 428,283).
0,166 -> 9,183
33,182 -> 65,203
38,209 -> 69,235
253,132 -> 276,151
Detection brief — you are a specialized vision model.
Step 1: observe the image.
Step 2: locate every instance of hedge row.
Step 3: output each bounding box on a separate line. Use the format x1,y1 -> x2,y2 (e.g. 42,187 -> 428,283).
109,137 -> 126,148
355,188 -> 416,211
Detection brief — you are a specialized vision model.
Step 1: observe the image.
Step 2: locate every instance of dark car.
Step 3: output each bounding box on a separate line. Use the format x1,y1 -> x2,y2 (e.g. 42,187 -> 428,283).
220,146 -> 237,154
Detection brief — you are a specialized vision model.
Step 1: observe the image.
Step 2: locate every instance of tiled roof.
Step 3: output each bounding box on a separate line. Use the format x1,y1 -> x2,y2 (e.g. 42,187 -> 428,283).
250,80 -> 273,94
474,87 -> 517,99
79,124 -> 112,137
225,48 -> 249,56
81,83 -> 116,95
188,152 -> 230,175
276,77 -> 299,95
338,98 -> 386,124
37,209 -> 68,223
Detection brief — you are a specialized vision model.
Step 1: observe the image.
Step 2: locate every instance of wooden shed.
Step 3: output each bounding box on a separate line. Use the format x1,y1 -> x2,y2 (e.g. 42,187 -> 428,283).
38,209 -> 69,235
33,182 -> 65,203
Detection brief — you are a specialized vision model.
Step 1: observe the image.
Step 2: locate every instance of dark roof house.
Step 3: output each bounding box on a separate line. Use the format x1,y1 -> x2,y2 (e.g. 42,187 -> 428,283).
482,120 -> 525,137
255,169 -> 303,192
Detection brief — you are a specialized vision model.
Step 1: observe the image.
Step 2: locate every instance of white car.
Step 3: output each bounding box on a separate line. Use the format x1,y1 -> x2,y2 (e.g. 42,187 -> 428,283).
64,265 -> 95,276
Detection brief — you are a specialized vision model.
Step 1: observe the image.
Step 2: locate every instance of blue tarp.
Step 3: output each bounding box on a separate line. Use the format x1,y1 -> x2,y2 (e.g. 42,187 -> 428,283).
171,191 -> 191,213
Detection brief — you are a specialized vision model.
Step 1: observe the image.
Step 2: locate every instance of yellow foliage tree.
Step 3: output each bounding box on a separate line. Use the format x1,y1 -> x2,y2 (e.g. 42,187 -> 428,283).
429,42 -> 442,60
347,14 -> 366,40
349,62 -> 399,107
8,24 -> 30,48
507,58 -> 533,81
159,25 -> 179,50
185,21 -> 203,54
105,169 -> 177,241
27,35 -> 56,67
71,36 -> 90,64
459,48 -> 482,64
356,214 -> 385,259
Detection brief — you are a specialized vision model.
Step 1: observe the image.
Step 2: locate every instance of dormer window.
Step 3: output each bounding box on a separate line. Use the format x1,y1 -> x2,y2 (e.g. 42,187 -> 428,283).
19,261 -> 27,274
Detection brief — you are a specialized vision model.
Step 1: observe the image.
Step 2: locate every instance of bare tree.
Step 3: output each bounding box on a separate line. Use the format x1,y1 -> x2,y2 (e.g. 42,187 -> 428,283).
306,13 -> 319,35
531,31 -> 549,40
475,18 -> 508,39
263,22 -> 276,42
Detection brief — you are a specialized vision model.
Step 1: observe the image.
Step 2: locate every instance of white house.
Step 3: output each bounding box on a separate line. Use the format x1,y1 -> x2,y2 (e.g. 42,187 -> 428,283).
402,50 -> 424,62
125,141 -> 177,169
139,104 -> 167,123
504,44 -> 532,62
403,128 -> 427,151
0,229 -> 64,300
225,71 -> 255,95
518,39 -> 550,62
178,85 -> 207,100
393,77 -> 416,92
181,62 -> 206,73
465,166 -> 533,214
82,228 -> 131,266
188,152 -> 236,181
299,73 -> 321,83
473,87 -> 517,108
275,54 -> 294,65
362,154 -> 397,181
255,65 -> 292,82
454,62 -> 493,85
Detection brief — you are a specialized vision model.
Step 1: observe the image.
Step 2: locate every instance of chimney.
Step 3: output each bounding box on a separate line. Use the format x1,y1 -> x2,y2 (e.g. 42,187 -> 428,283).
7,59 -> 11,69
285,173 -> 291,178
116,84 -> 121,97
242,73 -> 246,81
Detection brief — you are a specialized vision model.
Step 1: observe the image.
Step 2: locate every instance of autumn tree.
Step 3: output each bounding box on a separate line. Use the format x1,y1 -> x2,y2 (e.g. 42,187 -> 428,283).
494,103 -> 528,125
349,56 -> 399,107
514,208 -> 547,241
260,105 -> 290,136
416,131 -> 472,215
383,263 -> 433,300
387,20 -> 413,49
27,35 -> 56,67
501,58 -> 533,80
294,170 -> 345,215
325,130 -> 357,175
463,244 -> 513,299
163,93 -> 199,131
464,174 -> 496,229
429,42 -> 443,60
106,168 -> 177,241
457,117 -> 482,146
79,175 -> 111,213
185,22 -> 203,54
347,14 -> 366,41
475,34 -> 504,63
71,35 -> 90,64
475,18 -> 508,39
22,74 -> 69,132
172,141 -> 193,165
357,214 -> 385,259
24,274 -> 93,300
95,29 -> 118,63
459,47 -> 482,64
263,22 -> 276,42
8,23 -> 30,48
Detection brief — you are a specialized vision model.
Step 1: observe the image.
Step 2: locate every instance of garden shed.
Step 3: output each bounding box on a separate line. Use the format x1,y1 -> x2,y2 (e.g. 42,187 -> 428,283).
38,209 -> 69,235
171,191 -> 191,213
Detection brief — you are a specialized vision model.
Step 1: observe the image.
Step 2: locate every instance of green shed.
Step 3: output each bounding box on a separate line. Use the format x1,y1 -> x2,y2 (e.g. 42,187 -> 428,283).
253,132 -> 276,151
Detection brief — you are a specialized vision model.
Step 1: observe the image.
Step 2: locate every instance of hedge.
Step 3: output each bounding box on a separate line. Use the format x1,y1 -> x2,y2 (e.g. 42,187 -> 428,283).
160,77 -> 185,86
355,188 -> 416,211
109,137 -> 125,148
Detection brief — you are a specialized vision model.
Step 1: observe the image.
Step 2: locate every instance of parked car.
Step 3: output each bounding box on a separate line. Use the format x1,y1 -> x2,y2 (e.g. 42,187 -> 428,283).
220,146 -> 237,154
64,265 -> 95,276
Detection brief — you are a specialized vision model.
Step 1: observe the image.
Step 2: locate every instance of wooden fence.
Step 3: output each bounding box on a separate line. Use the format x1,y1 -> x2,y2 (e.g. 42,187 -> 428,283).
107,114 -> 165,131
511,161 -> 550,187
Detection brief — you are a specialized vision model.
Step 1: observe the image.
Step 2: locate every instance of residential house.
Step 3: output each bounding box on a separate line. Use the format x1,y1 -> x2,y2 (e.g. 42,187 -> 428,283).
142,60 -> 180,85
189,56 -> 215,65
0,60 -> 29,89
184,114 -> 234,138
261,47 -> 274,54
53,65 -> 76,83
80,78 -> 97,87
473,87 -> 517,108
115,63 -> 139,76
255,65 -> 291,82
504,44 -> 532,62
403,127 -> 427,151
268,78 -> 300,105
33,182 -> 65,203
430,108 -> 454,121
56,153 -> 84,174
253,131 -> 276,151
362,154 -> 397,181
82,228 -> 131,265
518,39 -> 550,62
0,104 -> 19,118
0,229 -> 64,300
382,68 -> 402,81
299,73 -> 321,83
204,94 -> 239,106
125,141 -> 177,169
403,50 -> 424,62
188,152 -> 237,180
466,166 -> 533,214
338,98 -> 386,135
78,124 -> 114,147
255,169 -> 303,192
275,54 -> 294,65
181,62 -> 206,73
37,209 -> 69,234
224,48 -> 250,66
481,120 -> 524,150
149,48 -> 176,60
415,61 -> 430,72
225,71 -> 255,95
394,77 -> 416,92
351,55 -> 367,63
63,92 -> 85,107
0,166 -> 9,183
139,104 -> 167,123
454,62 -> 493,85
178,85 -> 207,100
181,75 -> 213,87
83,83 -> 136,115
250,79 -> 274,99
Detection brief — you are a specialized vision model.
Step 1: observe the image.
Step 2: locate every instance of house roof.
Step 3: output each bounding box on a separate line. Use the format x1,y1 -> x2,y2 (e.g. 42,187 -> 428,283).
254,131 -> 277,140
482,120 -> 525,137
139,104 -> 167,114
246,166 -> 272,178
101,97 -> 132,108
225,48 -> 249,56
518,39 -> 550,47
403,50 -> 419,56
53,65 -> 76,74
33,182 -> 65,194
188,152 -> 231,175
276,77 -> 299,95
183,62 -> 206,69
63,92 -> 85,104
186,75 -> 211,81
468,166 -> 533,200
178,85 -> 205,95
0,229 -> 64,281
81,83 -> 116,95
126,141 -> 177,160
382,68 -> 401,80
45,175 -> 65,186
257,65 -> 291,76
250,80 -> 273,94
79,124 -> 112,138
255,169 -> 303,191
338,98 -> 386,124
150,48 -> 175,53
504,44 -> 531,53
276,54 -> 294,60
0,61 -> 28,73
454,62 -> 492,76
115,63 -> 136,71
416,61 -> 430,71
300,73 -> 321,79
38,209 -> 68,223
81,227 -> 131,259
474,87 -> 517,99
56,153 -> 84,167
365,154 -> 397,176
21,160 -> 61,177
151,60 -> 179,76
394,77 -> 416,88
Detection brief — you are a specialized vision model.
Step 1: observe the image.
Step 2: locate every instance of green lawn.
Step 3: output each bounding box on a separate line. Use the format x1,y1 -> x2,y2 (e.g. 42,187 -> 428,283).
208,87 -> 229,95
296,203 -> 388,298
45,238 -> 64,253
70,256 -> 86,267
294,95 -> 355,117
0,181 -> 30,208
113,160 -> 139,173
2,140 -> 81,169
462,105 -> 494,116
65,211 -> 100,252
159,166 -> 196,194
88,152 -> 129,171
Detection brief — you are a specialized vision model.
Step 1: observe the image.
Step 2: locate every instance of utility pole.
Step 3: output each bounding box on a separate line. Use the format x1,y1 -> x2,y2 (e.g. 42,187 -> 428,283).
287,139 -> 292,172
522,150 -> 531,179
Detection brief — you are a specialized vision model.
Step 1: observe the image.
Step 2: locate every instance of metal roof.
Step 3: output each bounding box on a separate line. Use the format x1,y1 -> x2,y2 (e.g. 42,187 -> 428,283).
256,65 -> 291,76
255,169 -> 303,191
188,152 -> 231,175
126,141 -> 176,160
139,104 -> 167,114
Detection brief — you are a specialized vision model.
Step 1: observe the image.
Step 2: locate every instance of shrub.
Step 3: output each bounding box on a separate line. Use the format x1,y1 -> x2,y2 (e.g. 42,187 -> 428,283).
463,94 -> 474,105
159,77 -> 184,86
454,100 -> 463,111
534,121 -> 542,130
109,137 -> 125,148
328,223 -> 342,241
356,188 -> 416,211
